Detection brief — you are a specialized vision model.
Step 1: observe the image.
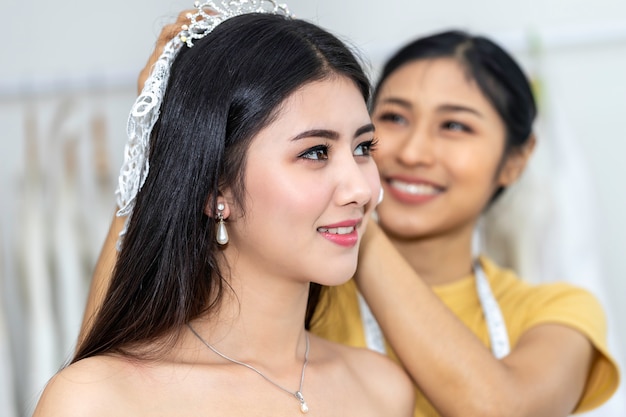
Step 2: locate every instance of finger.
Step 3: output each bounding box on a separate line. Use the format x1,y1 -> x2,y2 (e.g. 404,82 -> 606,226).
137,7 -> 217,93
137,9 -> 195,93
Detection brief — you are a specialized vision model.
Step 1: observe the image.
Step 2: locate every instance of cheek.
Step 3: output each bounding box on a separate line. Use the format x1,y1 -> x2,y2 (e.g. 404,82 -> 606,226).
444,143 -> 503,195
247,165 -> 329,223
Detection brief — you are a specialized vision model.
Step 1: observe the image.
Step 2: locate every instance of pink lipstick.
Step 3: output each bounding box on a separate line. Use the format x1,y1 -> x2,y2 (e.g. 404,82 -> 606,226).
317,219 -> 361,248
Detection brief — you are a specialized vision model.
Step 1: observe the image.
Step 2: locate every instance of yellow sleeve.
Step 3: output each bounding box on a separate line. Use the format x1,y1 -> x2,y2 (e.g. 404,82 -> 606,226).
310,279 -> 368,348
524,283 -> 620,412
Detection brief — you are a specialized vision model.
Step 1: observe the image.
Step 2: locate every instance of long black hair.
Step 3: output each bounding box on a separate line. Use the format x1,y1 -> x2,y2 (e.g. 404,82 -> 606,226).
374,30 -> 537,201
74,13 -> 370,362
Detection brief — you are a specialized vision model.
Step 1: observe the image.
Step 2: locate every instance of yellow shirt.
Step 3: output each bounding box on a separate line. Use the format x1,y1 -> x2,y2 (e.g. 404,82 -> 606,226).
311,257 -> 619,417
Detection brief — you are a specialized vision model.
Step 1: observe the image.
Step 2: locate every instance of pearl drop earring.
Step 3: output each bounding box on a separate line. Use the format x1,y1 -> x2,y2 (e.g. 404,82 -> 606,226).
216,202 -> 229,245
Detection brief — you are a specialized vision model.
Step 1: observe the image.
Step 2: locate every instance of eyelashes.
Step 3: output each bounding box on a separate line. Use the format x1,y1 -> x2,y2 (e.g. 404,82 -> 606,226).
297,138 -> 378,161
442,121 -> 473,133
377,112 -> 407,126
298,143 -> 331,161
377,109 -> 476,135
355,138 -> 378,156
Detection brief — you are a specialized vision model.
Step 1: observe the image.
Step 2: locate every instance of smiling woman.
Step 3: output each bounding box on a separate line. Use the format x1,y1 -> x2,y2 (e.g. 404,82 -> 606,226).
224,77 -> 379,287
74,18 -> 618,417
31,2 -> 414,416
313,30 -> 619,417
372,57 -> 513,240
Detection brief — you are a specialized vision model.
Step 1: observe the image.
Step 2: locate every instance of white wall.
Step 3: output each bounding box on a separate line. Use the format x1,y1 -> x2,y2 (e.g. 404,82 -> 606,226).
1,0 -> 625,415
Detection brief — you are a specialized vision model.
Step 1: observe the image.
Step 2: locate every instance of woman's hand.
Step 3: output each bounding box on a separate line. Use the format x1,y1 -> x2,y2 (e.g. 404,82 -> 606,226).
136,9 -> 198,93
353,216 -> 594,417
355,216 -> 383,287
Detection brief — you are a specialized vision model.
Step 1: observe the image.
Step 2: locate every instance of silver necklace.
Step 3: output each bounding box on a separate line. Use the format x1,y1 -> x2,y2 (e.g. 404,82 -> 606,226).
187,323 -> 310,413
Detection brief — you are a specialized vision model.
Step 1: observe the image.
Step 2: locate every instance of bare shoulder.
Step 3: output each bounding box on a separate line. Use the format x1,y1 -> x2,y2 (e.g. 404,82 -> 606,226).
343,343 -> 415,414
32,355 -> 136,417
313,335 -> 415,416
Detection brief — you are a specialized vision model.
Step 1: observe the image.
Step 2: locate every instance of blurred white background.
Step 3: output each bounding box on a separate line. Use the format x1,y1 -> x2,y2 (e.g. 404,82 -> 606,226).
1,0 -> 625,416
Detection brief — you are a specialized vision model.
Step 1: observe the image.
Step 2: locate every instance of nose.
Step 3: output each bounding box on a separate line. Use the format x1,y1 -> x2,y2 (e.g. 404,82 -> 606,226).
334,155 -> 375,208
396,126 -> 436,167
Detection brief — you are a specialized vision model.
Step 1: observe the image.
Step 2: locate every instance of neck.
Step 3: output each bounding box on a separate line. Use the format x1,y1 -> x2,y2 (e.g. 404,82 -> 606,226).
188,257 -> 310,368
386,222 -> 476,286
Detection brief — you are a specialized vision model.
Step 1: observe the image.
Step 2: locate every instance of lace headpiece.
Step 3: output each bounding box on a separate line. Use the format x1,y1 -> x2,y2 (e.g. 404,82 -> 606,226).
115,0 -> 292,248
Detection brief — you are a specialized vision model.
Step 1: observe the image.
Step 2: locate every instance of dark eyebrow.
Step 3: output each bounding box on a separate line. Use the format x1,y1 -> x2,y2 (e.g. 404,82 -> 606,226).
379,97 -> 412,109
379,97 -> 484,119
291,129 -> 339,141
437,104 -> 484,118
291,123 -> 375,141
355,123 -> 375,138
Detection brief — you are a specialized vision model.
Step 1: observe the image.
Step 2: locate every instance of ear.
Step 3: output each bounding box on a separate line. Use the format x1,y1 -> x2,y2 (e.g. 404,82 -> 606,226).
204,192 -> 232,220
496,134 -> 536,187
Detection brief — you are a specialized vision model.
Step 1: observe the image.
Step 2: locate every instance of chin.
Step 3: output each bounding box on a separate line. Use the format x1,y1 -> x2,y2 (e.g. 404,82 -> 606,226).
312,263 -> 357,287
379,217 -> 433,239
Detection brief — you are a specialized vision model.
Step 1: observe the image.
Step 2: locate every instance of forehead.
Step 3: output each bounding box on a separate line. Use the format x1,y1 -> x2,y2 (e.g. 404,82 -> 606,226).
378,58 -> 497,113
252,76 -> 370,142
281,75 -> 366,113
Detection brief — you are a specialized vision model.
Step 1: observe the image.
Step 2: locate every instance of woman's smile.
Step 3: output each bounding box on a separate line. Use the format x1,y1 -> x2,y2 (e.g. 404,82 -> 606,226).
384,175 -> 444,205
317,218 -> 363,247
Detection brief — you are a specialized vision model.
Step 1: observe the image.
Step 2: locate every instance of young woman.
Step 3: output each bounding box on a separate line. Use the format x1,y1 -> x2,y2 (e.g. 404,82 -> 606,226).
312,31 -> 619,417
33,4 -> 415,416
79,16 -> 619,417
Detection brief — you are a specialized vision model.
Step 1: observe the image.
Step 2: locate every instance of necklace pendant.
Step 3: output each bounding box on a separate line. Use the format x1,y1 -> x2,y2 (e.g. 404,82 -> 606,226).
295,391 -> 309,414
188,325 -> 311,414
